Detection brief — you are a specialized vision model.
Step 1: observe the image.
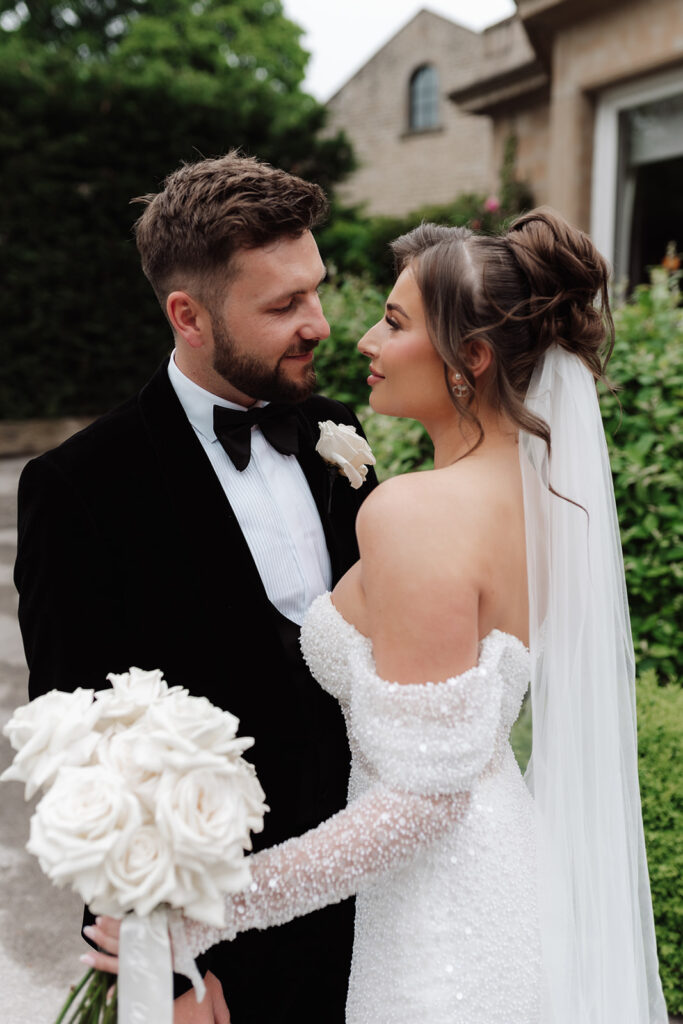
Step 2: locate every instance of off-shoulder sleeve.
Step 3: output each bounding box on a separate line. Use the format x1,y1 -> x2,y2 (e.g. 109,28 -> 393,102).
173,636 -> 508,977
349,635 -> 505,794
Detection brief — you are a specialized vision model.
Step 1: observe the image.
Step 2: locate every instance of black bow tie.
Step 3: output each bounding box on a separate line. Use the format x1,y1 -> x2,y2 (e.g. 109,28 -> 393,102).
213,403 -> 300,471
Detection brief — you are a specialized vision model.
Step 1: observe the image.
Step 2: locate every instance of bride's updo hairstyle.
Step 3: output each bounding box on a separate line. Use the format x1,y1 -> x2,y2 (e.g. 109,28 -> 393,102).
390,207 -> 614,453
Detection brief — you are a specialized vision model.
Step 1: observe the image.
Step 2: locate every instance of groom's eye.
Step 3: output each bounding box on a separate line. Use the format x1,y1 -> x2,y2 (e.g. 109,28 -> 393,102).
271,299 -> 295,313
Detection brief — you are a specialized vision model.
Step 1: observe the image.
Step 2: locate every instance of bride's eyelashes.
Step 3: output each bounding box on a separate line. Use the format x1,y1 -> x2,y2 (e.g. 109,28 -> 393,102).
384,315 -> 400,330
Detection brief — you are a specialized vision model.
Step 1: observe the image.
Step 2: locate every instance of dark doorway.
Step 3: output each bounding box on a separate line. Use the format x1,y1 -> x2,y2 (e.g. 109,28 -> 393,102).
628,155 -> 683,286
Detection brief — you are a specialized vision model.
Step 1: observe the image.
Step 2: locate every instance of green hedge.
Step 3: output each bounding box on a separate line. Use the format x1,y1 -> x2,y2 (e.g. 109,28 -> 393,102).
601,269 -> 683,682
636,670 -> 683,1013
0,52 -> 353,420
508,672 -> 683,1011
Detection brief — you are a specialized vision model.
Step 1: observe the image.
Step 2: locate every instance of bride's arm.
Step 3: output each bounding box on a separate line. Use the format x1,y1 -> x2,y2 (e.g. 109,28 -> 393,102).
178,782 -> 471,961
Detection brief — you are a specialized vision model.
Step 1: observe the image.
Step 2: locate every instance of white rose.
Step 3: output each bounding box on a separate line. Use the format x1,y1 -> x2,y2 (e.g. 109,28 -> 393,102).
171,860 -> 248,928
95,730 -> 165,814
141,690 -> 253,765
154,761 -> 267,926
95,667 -> 181,727
27,764 -> 142,909
100,824 -> 177,917
316,421 -> 376,489
1,688 -> 101,799
155,762 -> 266,883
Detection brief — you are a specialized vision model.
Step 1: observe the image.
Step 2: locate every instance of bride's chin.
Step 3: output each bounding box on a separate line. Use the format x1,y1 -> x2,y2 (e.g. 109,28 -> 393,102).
369,391 -> 393,415
369,392 -> 413,420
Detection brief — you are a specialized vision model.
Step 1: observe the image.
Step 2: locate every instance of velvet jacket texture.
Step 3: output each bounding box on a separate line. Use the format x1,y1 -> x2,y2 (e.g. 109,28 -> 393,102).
14,359 -> 378,1023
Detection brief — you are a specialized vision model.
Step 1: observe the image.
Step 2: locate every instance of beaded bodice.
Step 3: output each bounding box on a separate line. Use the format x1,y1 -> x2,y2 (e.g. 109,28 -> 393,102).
301,591 -> 530,796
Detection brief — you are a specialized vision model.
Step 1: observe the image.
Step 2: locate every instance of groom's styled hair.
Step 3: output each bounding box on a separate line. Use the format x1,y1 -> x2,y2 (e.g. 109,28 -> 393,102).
132,151 -> 328,311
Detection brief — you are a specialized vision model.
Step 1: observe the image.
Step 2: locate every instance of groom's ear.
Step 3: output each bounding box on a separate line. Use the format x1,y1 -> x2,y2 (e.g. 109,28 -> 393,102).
167,291 -> 210,349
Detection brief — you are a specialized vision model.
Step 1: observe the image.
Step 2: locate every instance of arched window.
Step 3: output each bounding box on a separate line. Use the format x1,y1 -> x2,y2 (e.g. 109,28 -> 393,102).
409,65 -> 439,132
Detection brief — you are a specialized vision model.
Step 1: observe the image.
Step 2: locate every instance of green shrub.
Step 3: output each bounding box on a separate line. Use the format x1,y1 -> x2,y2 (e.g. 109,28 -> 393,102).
318,193 -> 520,290
512,671 -> 683,1011
602,269 -> 683,681
357,408 -> 433,482
315,277 -> 385,407
636,669 -> 683,1013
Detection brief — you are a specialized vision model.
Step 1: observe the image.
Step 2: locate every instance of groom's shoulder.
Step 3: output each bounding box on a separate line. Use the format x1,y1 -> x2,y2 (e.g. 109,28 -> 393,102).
20,368 -> 165,498
26,359 -> 172,481
29,394 -> 143,477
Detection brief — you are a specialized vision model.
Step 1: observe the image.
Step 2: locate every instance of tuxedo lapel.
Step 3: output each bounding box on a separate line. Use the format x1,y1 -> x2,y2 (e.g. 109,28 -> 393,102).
136,361 -> 273,615
293,407 -> 343,578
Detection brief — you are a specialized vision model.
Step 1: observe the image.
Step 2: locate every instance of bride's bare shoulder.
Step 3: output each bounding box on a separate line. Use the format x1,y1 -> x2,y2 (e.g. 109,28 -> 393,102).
354,470 -> 483,683
356,464 -> 489,546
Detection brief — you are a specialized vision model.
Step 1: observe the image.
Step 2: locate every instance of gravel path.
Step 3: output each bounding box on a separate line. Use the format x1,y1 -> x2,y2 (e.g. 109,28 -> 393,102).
0,457 -> 87,1022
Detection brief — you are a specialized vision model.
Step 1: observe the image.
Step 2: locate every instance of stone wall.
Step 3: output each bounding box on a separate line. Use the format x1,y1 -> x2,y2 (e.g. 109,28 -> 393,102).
326,10 -> 494,216
492,102 -> 551,209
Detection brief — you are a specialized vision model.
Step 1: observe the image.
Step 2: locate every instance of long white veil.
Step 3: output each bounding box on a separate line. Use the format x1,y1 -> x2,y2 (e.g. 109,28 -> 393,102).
520,345 -> 668,1023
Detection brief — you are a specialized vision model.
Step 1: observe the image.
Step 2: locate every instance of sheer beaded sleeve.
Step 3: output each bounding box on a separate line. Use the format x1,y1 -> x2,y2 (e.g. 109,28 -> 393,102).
176,782 -> 471,969
173,626 -> 511,976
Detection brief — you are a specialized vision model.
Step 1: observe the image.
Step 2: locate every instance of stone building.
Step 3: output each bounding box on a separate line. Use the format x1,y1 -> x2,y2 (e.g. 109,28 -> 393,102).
329,0 -> 683,286
325,9 -> 495,216
455,0 -> 683,285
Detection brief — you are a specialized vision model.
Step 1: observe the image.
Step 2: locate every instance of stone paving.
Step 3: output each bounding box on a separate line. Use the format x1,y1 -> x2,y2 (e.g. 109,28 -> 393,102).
0,456 -> 86,1022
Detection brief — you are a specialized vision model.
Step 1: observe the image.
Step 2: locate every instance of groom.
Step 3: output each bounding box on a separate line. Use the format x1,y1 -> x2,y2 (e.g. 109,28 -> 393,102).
14,152 -> 376,1022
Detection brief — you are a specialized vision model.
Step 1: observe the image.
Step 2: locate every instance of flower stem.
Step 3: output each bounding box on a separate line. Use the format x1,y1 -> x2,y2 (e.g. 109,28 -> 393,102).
53,969 -> 94,1024
53,968 -> 115,1024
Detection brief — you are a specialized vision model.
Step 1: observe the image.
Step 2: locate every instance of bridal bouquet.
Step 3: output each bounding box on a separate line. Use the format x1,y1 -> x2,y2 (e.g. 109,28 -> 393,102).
1,667 -> 268,1024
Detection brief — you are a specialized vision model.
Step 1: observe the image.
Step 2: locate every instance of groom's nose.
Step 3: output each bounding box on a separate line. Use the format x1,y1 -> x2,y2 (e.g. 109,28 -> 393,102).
299,294 -> 330,341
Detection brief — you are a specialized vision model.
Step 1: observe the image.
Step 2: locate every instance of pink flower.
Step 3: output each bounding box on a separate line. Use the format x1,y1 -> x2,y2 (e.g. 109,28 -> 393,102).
484,195 -> 501,213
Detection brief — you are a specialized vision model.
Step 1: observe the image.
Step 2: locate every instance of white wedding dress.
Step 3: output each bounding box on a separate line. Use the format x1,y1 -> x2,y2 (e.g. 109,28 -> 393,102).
181,591 -> 543,1023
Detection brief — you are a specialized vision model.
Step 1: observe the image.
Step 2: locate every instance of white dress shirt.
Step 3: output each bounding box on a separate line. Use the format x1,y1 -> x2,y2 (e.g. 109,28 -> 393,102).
168,353 -> 332,625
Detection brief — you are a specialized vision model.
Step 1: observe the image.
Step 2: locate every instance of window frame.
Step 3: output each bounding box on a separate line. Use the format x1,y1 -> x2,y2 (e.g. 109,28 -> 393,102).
591,66 -> 683,279
408,64 -> 440,133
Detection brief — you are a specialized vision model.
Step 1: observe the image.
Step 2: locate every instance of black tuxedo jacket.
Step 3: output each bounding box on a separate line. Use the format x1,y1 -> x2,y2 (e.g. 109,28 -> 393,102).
15,359 -> 378,1023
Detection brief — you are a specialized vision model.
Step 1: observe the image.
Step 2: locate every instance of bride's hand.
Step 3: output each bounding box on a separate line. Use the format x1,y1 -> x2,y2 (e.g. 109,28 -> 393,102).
82,916 -> 121,973
80,919 -> 230,1022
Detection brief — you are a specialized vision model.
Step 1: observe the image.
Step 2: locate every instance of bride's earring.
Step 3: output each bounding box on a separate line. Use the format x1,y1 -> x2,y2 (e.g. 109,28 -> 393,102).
451,372 -> 470,399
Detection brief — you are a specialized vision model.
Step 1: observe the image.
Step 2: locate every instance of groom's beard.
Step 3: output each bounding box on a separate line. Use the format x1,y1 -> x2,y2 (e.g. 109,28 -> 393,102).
211,314 -> 318,404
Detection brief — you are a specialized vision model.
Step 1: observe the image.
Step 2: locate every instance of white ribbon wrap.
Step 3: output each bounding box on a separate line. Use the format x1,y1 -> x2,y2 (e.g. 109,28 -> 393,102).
118,910 -> 174,1024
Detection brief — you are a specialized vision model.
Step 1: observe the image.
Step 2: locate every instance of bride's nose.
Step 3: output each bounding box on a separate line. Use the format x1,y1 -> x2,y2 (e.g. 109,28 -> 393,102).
357,322 -> 380,357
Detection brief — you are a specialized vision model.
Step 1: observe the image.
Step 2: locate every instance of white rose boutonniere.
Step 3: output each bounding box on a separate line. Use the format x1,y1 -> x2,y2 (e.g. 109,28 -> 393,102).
316,421 -> 376,490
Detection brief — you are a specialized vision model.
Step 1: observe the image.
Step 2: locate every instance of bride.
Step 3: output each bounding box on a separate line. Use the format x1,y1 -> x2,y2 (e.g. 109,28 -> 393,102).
87,208 -> 667,1023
